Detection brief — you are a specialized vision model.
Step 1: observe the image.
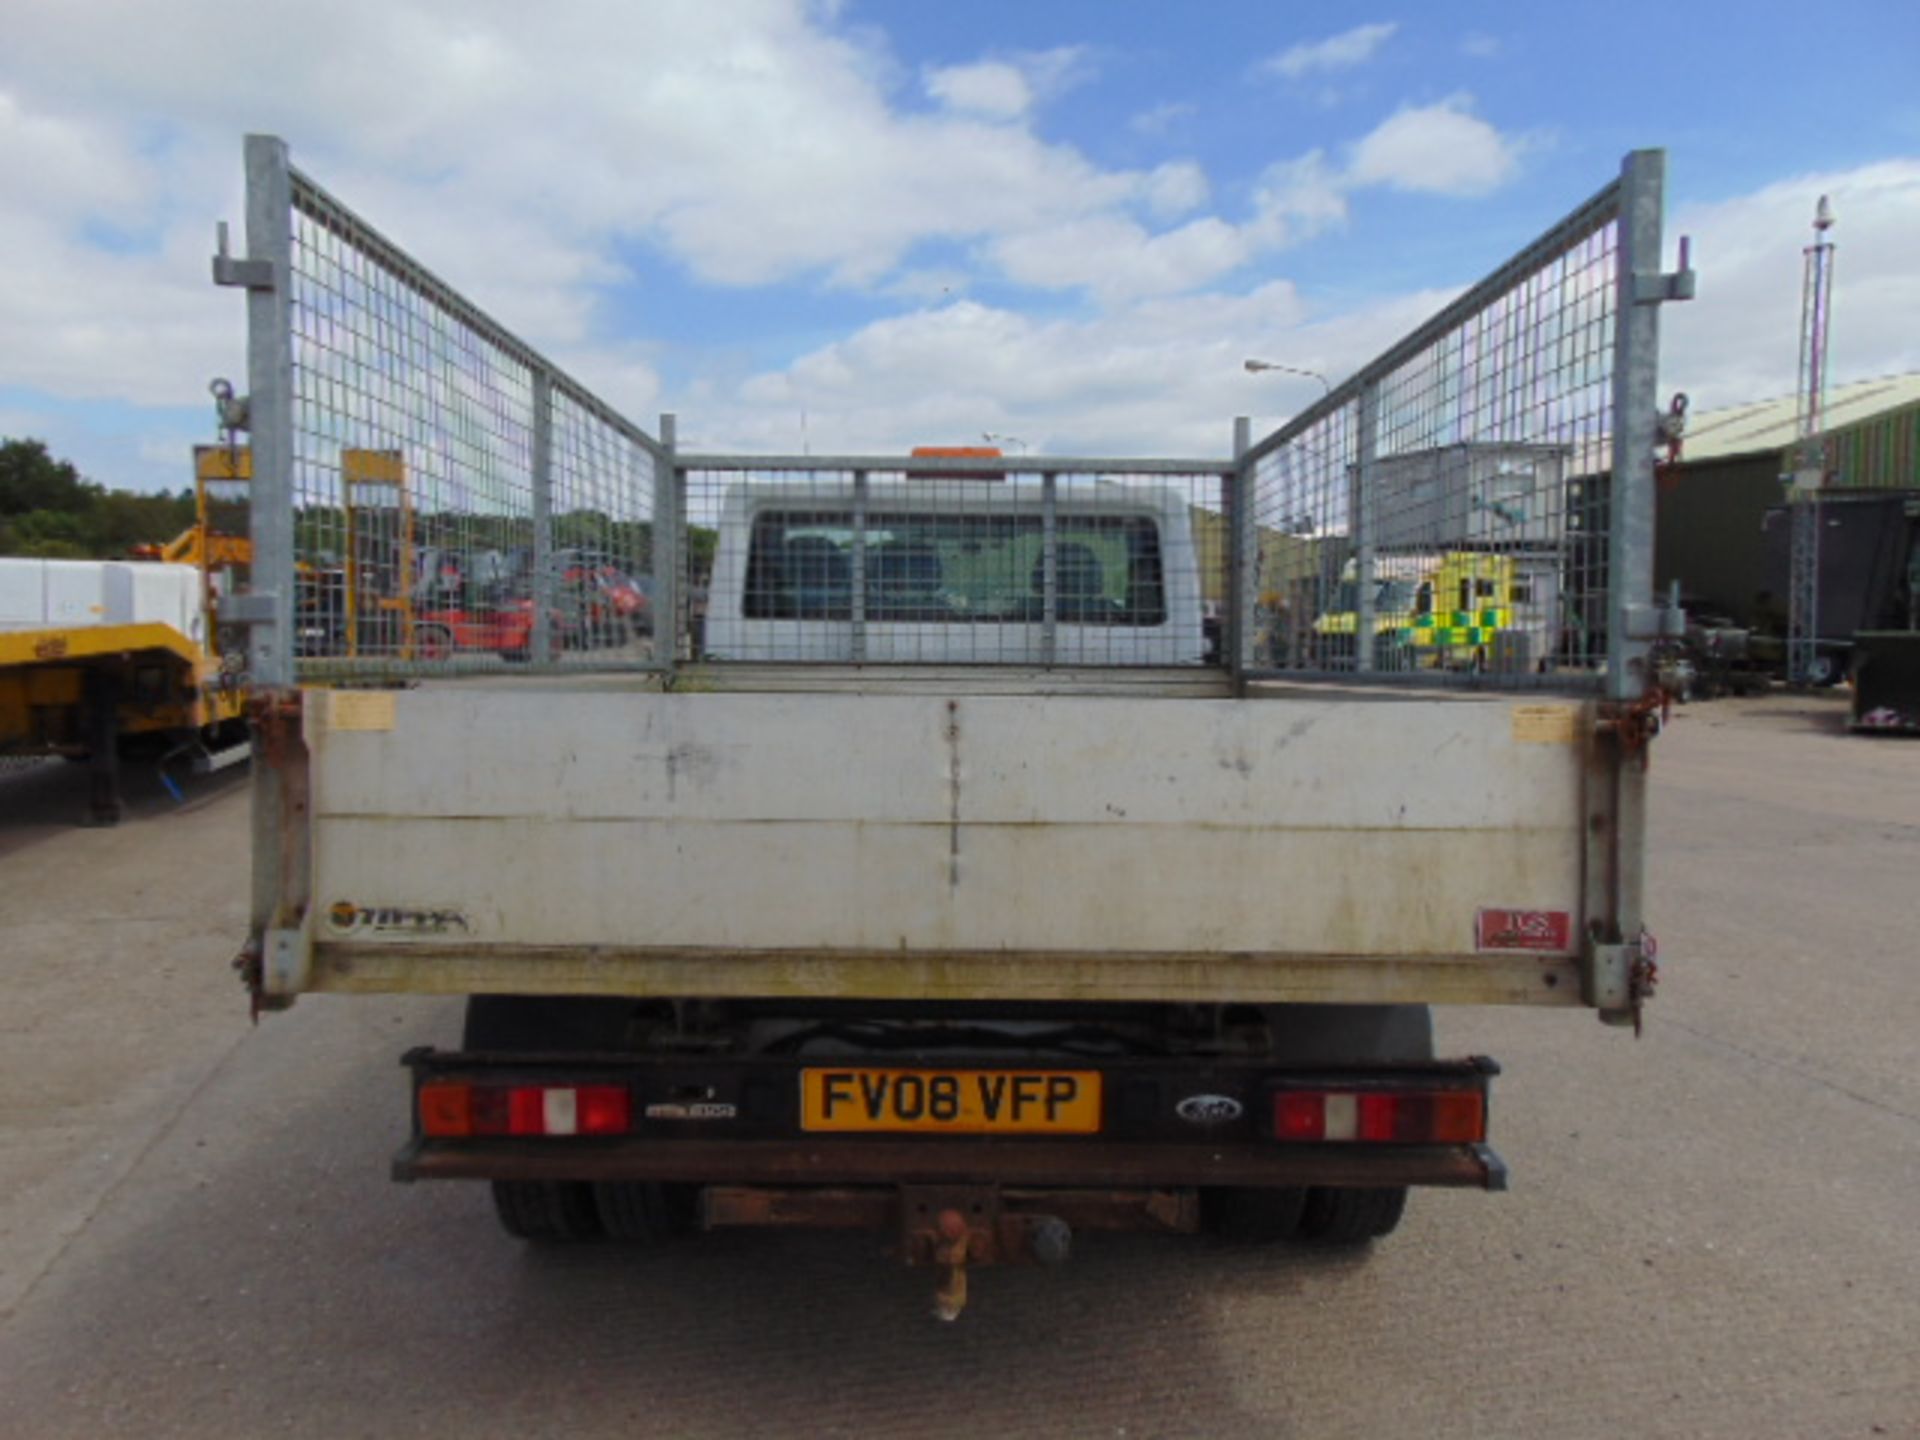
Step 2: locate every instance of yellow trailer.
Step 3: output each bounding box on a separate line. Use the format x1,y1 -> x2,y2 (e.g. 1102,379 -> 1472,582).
0,447 -> 255,822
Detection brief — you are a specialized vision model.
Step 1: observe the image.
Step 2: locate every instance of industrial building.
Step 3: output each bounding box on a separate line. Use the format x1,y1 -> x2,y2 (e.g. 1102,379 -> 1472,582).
1655,372 -> 1920,637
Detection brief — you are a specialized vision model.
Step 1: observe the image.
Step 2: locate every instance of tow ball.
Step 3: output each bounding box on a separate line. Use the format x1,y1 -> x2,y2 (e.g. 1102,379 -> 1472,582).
902,1187 -> 1075,1322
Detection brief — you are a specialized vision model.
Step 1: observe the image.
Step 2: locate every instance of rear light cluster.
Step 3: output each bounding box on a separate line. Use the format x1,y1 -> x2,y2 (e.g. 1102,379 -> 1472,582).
1273,1089 -> 1484,1144
419,1082 -> 630,1138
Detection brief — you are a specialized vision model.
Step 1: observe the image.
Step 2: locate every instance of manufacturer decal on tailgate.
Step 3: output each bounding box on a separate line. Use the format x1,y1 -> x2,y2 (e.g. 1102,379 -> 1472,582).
1475,908 -> 1573,953
328,901 -> 469,936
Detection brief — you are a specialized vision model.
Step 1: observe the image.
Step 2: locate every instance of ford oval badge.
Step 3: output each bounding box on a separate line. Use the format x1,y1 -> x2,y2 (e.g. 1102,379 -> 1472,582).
1175,1094 -> 1244,1124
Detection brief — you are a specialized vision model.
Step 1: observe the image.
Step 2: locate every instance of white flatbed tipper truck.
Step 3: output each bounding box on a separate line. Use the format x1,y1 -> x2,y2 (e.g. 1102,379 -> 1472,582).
221,137 -> 1691,1316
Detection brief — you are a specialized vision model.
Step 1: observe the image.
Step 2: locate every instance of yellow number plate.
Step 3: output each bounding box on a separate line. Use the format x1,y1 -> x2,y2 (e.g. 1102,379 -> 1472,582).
801,1068 -> 1102,1135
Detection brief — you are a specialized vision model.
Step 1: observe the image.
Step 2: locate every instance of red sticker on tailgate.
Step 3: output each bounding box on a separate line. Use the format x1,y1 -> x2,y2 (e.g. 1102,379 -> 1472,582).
1475,908 -> 1574,953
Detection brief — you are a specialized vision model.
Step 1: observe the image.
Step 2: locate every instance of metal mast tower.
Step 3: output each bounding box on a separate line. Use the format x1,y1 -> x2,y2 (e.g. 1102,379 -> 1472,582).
1787,195 -> 1836,686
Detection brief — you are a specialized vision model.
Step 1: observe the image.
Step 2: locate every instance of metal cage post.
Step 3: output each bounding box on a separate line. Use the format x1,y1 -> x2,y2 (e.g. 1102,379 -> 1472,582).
1352,383 -> 1379,673
655,412 -> 680,666
1230,416 -> 1253,684
242,135 -> 295,690
1608,149 -> 1670,703
530,370 -> 555,665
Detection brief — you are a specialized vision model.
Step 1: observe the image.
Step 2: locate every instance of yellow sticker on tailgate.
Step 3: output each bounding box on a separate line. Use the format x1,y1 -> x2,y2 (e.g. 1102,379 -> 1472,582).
329,690 -> 397,732
1511,704 -> 1576,744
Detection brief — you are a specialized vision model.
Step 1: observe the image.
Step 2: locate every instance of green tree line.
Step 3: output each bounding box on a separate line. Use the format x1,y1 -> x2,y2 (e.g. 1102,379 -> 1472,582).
3,436 -> 716,580
0,438 -> 195,559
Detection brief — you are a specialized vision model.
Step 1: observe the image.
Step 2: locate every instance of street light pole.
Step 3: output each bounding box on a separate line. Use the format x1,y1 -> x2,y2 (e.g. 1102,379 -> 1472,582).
1243,358 -> 1332,395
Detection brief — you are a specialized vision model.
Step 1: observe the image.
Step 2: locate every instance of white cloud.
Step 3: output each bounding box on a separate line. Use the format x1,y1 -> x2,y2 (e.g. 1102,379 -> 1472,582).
1347,95 -> 1520,196
5,0 -> 1908,499
1664,161 -> 1920,409
1250,151 -> 1353,245
923,46 -> 1090,120
1263,23 -> 1399,80
1460,33 -> 1502,59
993,215 -> 1253,304
925,61 -> 1032,119
0,0 -> 1534,432
1129,101 -> 1195,137
712,281 -> 1456,459
693,158 -> 1920,460
1143,161 -> 1209,220
0,1 -> 1154,426
1016,46 -> 1097,102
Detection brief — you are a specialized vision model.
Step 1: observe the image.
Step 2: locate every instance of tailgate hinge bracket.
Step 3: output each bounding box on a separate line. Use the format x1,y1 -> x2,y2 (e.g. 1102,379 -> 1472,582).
1585,934 -> 1659,1031
263,924 -> 312,994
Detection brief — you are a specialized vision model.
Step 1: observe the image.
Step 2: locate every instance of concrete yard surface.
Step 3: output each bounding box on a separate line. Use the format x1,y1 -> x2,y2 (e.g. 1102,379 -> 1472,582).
0,693 -> 1915,1438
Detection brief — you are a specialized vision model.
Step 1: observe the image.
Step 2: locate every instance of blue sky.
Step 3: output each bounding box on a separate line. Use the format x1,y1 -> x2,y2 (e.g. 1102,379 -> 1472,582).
2,0 -> 1917,492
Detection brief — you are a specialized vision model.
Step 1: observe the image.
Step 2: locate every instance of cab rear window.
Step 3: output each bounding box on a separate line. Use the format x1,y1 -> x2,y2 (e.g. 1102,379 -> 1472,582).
743,511 -> 1167,627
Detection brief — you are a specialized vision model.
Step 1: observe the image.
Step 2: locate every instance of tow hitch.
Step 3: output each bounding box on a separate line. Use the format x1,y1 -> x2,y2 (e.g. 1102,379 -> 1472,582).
702,1183 -> 1196,1320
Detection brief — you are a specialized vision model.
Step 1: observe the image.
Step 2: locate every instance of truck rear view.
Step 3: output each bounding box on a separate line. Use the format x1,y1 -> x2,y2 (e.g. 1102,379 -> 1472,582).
220,137 -> 1690,1316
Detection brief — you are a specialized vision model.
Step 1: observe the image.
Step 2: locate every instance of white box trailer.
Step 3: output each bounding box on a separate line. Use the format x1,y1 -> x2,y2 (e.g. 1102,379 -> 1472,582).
222,137 -> 1688,1315
0,556 -> 237,823
0,558 -> 203,641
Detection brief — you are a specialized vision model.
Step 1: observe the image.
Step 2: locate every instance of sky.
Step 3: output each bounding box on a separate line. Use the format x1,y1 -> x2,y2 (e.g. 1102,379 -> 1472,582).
2,0 -> 1918,494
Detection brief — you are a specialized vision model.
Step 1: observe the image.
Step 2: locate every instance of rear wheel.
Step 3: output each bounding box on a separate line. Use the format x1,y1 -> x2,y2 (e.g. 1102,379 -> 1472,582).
490,1180 -> 603,1242
595,1182 -> 698,1243
414,624 -> 455,662
1297,1186 -> 1408,1245
1204,1185 -> 1308,1243
464,997 -> 638,1245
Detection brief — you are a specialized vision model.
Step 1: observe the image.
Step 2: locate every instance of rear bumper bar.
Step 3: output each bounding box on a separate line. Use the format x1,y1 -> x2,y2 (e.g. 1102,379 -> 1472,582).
393,1047 -> 1507,1192
395,1134 -> 1505,1189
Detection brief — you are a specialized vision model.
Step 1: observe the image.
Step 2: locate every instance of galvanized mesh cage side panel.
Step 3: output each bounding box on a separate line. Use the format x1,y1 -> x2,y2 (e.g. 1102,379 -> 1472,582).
1244,181 -> 1626,693
282,171 -> 660,681
683,460 -> 1231,667
546,388 -> 660,665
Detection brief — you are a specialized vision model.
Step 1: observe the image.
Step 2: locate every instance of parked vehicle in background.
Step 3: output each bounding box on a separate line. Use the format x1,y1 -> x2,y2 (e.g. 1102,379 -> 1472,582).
404,546 -> 650,659
0,445 -> 254,822
1651,600 -> 1770,701
1311,550 -> 1563,673
551,548 -> 650,645
701,482 -> 1202,665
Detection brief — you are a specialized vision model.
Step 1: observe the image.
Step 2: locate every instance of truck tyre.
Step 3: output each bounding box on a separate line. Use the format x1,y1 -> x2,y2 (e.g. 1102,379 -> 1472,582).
490,1180 -> 603,1242
1204,1185 -> 1309,1243
594,1182 -> 697,1243
463,998 -> 635,1244
1297,1186 -> 1407,1245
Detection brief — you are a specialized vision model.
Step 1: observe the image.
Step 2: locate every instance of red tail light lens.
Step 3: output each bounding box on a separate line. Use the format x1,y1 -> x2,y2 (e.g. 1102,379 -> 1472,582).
1273,1091 -> 1326,1141
577,1085 -> 631,1135
1272,1090 -> 1485,1144
420,1083 -> 632,1138
507,1087 -> 548,1136
418,1082 -> 473,1137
